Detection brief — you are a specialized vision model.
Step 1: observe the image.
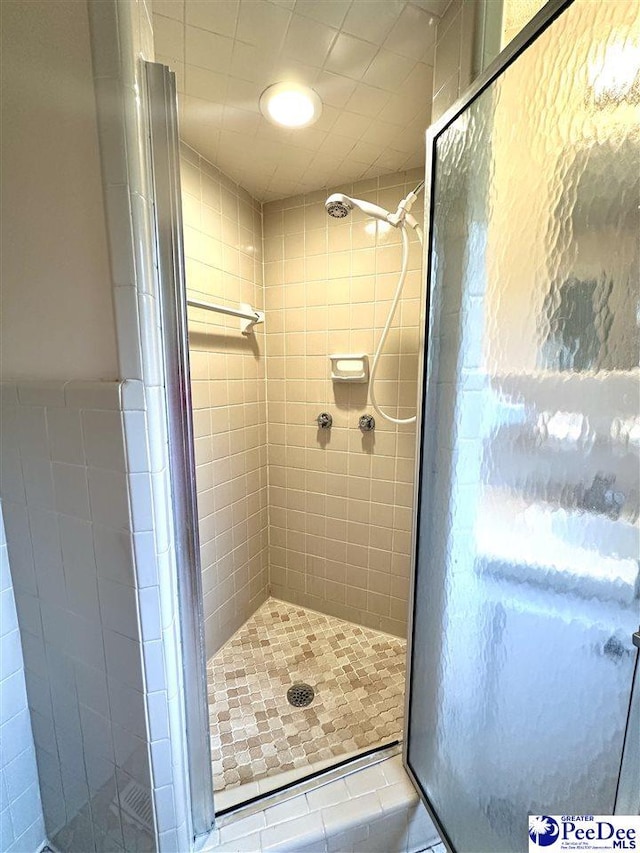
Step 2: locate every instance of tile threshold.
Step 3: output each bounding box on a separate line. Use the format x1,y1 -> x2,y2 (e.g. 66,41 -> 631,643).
198,745 -> 441,853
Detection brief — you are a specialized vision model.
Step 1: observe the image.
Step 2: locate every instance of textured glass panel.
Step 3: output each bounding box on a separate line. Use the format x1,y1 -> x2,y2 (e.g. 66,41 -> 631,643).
408,2 -> 640,851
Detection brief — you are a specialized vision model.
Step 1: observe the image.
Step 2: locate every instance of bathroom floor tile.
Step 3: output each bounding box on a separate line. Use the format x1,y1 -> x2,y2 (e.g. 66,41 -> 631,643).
208,598 -> 406,794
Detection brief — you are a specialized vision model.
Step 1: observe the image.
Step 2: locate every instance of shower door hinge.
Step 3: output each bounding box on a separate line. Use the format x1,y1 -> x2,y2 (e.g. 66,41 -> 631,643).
633,631 -> 640,649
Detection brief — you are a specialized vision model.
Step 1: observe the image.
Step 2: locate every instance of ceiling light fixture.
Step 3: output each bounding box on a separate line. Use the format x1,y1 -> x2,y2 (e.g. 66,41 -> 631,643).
259,82 -> 322,128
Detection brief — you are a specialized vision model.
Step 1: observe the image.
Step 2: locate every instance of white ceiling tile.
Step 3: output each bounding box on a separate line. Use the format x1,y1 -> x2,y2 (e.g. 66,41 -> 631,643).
390,124 -> 425,154
342,0 -> 405,46
317,133 -> 356,158
225,76 -> 262,111
349,138 -> 383,164
363,120 -> 403,147
180,96 -> 222,152
255,123 -> 294,148
404,107 -> 432,135
361,164 -> 383,180
372,147 -> 407,171
294,0 -> 351,28
410,0 -> 450,17
216,129 -> 262,160
185,65 -> 228,104
267,176 -> 302,196
384,3 -> 437,61
288,126 -> 328,152
362,49 -> 415,91
313,104 -> 340,133
334,159 -> 363,179
298,178 -> 321,193
339,160 -> 368,181
236,1 -> 291,50
153,14 -> 184,62
185,26 -> 234,74
308,151 -> 341,170
153,1 -> 184,22
222,106 -> 261,135
315,71 -> 358,108
401,61 -> 434,101
185,0 -> 239,37
162,0 -> 439,200
282,14 -> 338,67
229,40 -> 276,84
281,147 -> 316,168
270,58 -> 321,89
254,152 -> 287,179
330,110 -> 372,140
180,94 -> 223,126
345,82 -> 391,118
402,149 -> 425,169
325,32 -> 378,80
377,93 -> 420,126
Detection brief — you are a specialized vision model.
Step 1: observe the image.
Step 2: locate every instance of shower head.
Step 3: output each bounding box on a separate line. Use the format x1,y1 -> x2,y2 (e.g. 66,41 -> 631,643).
325,193 -> 354,218
325,192 -> 391,224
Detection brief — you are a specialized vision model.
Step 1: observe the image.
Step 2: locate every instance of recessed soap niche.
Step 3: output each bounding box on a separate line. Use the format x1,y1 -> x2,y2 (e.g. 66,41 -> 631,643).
330,353 -> 369,383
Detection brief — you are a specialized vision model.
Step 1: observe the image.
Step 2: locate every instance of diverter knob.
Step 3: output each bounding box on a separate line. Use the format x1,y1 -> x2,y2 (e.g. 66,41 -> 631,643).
359,414 -> 375,432
317,412 -> 333,429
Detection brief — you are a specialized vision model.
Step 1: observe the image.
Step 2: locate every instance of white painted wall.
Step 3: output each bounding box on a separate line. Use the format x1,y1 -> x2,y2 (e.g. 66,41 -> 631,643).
0,0 -> 118,381
0,508 -> 46,853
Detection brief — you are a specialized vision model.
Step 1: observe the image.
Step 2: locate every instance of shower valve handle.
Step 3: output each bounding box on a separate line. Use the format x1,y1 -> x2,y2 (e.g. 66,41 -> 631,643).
317,412 -> 333,429
359,414 -> 375,432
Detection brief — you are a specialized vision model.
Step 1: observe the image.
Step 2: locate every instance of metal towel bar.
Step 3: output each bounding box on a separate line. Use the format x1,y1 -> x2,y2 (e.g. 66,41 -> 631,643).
186,298 -> 264,335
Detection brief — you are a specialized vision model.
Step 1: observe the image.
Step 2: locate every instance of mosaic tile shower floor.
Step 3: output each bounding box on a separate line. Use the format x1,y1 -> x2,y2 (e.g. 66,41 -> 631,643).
207,598 -> 406,795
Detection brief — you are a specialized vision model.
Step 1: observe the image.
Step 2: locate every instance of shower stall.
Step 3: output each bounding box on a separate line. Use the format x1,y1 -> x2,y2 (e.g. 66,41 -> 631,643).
180,144 -> 426,812
146,50 -> 429,827
145,0 -> 639,848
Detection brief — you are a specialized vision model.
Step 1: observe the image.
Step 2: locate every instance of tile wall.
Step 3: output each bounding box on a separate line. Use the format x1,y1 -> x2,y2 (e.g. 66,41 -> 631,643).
431,0 -> 478,122
262,170 -> 424,638
180,144 -> 269,657
0,508 -> 46,853
502,0 -> 548,48
87,1 -> 194,847
0,380 -> 154,852
430,0 -> 538,126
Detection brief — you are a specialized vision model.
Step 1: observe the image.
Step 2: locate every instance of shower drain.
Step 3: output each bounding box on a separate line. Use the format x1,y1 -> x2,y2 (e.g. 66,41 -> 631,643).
287,683 -> 315,707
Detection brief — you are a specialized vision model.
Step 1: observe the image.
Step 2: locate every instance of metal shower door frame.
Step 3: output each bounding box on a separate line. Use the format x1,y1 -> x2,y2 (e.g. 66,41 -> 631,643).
144,61 -> 215,840
403,0 -> 640,848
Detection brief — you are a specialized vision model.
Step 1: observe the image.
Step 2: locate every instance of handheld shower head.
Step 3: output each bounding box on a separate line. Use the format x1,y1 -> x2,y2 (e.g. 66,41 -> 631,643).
325,193 -> 353,219
325,192 -> 391,224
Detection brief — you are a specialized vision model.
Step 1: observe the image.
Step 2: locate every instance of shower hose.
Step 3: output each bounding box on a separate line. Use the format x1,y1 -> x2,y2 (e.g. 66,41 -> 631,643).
369,221 -> 424,425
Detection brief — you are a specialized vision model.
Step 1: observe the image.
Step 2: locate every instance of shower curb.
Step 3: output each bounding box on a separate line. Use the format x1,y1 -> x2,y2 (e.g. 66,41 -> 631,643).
200,753 -> 440,853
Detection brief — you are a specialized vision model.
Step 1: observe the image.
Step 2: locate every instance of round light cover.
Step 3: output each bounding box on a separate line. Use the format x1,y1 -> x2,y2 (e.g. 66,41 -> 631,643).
260,82 -> 322,128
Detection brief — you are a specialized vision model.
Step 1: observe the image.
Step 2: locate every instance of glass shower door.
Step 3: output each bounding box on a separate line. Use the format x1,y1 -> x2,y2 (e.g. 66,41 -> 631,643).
406,1 -> 640,851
